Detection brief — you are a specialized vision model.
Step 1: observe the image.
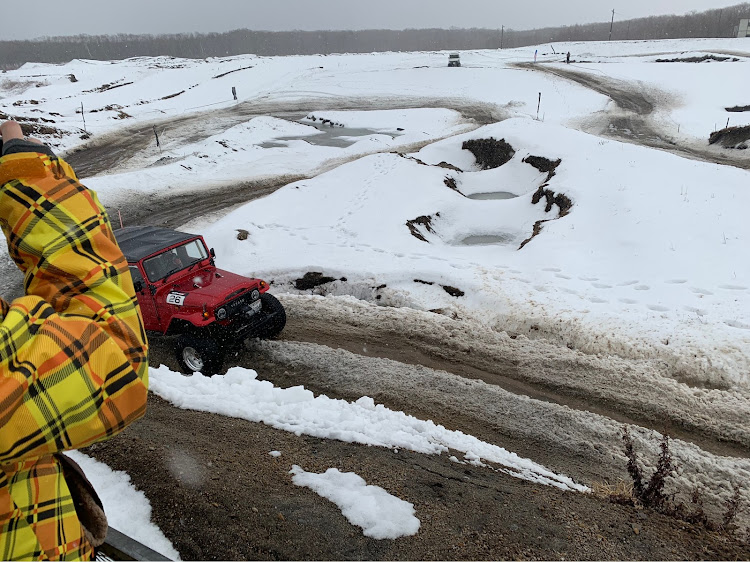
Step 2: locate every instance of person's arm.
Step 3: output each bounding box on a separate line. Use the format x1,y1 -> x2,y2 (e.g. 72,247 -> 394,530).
0,121 -> 148,463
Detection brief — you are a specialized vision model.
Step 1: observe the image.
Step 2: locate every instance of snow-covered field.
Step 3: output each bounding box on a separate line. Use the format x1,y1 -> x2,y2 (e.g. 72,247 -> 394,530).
2,37 -> 750,553
3,38 -> 748,389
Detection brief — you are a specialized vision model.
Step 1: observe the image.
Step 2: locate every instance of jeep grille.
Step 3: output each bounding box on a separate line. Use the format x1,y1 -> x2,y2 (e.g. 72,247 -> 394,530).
223,290 -> 260,318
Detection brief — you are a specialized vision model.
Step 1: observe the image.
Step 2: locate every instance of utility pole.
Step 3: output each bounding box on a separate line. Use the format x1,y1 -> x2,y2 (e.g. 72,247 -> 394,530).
609,9 -> 615,41
501,25 -> 504,49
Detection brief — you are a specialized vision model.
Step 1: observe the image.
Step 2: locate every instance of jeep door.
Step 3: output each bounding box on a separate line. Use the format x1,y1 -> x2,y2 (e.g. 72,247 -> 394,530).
129,264 -> 162,331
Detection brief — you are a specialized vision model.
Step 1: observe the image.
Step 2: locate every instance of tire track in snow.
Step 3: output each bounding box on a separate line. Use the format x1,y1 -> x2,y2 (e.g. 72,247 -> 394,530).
515,62 -> 750,170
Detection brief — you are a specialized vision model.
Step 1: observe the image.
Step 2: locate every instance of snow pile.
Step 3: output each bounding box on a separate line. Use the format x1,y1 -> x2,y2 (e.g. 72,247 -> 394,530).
148,365 -> 588,492
68,451 -> 180,560
203,117 -> 750,388
290,465 -> 420,540
81,108 -> 472,203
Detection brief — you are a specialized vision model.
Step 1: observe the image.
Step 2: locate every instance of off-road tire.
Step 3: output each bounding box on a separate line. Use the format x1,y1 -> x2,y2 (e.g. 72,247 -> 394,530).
255,293 -> 287,339
175,333 -> 225,376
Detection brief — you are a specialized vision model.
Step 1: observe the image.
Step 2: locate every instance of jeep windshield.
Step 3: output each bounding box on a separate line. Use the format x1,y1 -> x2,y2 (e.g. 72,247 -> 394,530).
143,239 -> 209,282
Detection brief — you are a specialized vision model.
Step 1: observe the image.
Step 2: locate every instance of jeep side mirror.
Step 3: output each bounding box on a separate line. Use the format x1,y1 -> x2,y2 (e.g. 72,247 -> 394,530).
133,280 -> 143,292
210,248 -> 216,258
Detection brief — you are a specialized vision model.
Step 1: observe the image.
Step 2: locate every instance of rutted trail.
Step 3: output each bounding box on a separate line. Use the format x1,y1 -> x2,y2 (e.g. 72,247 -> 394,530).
0,97 -> 494,301
144,294 -> 750,543
64,96 -> 501,179
515,63 -> 750,170
258,296 -> 750,460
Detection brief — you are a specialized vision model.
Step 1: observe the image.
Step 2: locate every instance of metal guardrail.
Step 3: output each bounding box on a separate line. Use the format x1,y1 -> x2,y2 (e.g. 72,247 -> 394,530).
95,527 -> 171,561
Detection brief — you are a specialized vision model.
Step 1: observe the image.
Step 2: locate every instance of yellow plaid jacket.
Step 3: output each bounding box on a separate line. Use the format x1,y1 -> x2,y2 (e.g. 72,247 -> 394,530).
0,151 -> 148,560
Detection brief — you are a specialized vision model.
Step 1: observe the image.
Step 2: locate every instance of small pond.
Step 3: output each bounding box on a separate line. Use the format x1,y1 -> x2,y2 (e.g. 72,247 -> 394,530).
259,125 -> 401,149
460,233 -> 518,246
467,192 -> 518,200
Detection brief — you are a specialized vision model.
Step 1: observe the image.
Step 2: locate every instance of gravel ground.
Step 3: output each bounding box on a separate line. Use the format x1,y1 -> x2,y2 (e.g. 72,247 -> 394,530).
85,295 -> 750,560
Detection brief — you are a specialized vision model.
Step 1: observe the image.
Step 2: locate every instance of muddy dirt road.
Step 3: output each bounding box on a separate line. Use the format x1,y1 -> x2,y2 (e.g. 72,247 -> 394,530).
515,63 -> 750,170
65,96 -> 501,179
87,295 -> 750,560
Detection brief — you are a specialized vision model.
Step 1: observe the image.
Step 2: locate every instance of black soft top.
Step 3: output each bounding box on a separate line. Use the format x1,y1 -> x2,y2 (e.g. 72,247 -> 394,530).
114,226 -> 198,262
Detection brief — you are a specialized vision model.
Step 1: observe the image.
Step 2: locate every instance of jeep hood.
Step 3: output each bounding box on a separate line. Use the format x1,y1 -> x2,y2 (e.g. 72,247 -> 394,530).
166,268 -> 261,304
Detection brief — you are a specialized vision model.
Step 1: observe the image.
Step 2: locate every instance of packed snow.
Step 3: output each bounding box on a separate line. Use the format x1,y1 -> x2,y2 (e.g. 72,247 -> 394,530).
289,465 -> 420,540
149,364 -> 588,492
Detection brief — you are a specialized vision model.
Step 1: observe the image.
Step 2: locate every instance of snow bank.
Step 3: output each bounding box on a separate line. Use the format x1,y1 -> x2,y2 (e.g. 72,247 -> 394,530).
148,364 -> 588,492
202,116 -> 750,389
290,465 -> 420,539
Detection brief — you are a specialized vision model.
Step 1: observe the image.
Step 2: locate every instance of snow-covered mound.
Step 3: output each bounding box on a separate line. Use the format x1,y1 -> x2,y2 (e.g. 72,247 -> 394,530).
203,117 -> 750,389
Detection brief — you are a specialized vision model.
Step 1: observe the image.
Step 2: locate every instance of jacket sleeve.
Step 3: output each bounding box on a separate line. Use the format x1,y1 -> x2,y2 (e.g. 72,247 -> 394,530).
0,151 -> 148,463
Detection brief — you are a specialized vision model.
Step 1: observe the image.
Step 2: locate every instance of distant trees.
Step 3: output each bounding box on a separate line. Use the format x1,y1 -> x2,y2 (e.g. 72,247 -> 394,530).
0,3 -> 747,66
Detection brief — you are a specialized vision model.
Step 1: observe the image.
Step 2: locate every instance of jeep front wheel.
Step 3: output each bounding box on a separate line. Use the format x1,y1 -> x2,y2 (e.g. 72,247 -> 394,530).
175,334 -> 225,376
255,293 -> 287,339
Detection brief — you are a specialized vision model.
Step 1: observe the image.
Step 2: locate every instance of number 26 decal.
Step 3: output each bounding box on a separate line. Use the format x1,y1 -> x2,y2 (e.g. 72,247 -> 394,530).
167,292 -> 186,306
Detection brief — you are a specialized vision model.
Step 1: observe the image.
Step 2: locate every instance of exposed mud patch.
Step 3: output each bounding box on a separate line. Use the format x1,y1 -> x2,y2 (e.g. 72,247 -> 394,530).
295,272 -> 338,291
442,285 -> 465,297
522,155 -> 562,181
213,65 -> 254,79
443,176 -> 464,195
305,115 -> 345,128
726,106 -> 750,113
709,126 -> 750,149
396,153 -> 463,173
518,187 -> 573,249
161,90 -> 185,100
91,104 -> 132,119
17,122 -> 64,138
531,185 -> 573,215
406,213 -> 439,242
519,220 -> 549,250
436,161 -> 463,172
462,137 -> 515,170
414,279 -> 464,297
13,99 -> 41,106
655,55 -> 738,63
85,81 -> 134,93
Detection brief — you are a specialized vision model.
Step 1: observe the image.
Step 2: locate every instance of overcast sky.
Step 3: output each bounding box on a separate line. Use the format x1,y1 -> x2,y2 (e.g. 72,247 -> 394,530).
5,0 -> 743,40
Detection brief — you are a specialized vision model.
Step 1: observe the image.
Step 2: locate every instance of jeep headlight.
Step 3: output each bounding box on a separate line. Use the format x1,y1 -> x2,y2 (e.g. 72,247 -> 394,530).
215,307 -> 227,320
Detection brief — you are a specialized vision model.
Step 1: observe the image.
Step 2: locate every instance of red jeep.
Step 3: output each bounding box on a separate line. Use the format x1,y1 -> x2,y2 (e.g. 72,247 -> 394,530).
115,226 -> 286,375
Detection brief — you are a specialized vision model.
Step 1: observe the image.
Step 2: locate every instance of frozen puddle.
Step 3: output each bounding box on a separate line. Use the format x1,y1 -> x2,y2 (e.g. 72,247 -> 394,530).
460,233 -> 518,245
259,126 -> 402,148
467,192 -> 518,200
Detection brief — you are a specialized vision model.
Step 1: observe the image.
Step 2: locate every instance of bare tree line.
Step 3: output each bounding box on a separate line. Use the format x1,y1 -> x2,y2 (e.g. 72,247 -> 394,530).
0,3 -> 747,68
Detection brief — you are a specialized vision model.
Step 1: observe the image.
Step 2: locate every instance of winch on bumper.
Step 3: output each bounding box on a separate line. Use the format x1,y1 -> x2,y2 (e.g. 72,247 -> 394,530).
216,290 -> 285,342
